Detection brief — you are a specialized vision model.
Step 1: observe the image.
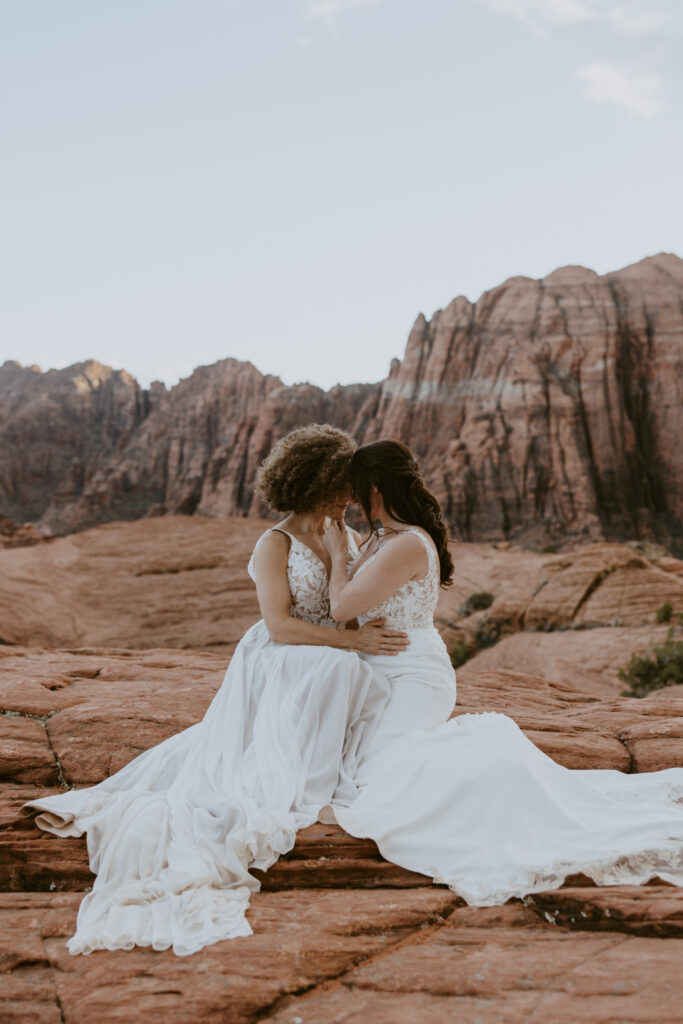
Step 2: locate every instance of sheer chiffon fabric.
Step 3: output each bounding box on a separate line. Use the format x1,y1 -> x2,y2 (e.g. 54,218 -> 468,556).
23,529 -> 392,956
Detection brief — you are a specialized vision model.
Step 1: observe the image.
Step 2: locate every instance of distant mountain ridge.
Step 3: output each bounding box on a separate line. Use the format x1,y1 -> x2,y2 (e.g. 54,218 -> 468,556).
2,252 -> 682,550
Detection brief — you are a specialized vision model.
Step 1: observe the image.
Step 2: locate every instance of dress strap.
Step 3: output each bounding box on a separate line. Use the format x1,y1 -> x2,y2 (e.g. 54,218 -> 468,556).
271,526 -> 294,542
247,527 -> 292,582
404,528 -> 438,577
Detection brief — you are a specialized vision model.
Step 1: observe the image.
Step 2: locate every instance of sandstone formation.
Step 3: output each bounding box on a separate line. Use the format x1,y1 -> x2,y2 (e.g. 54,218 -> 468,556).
0,515 -> 267,654
1,517 -> 682,696
361,252 -> 683,550
2,646 -> 682,1023
437,538 -> 683,697
0,517 -> 50,550
0,358 -> 378,536
0,360 -> 152,528
2,253 -> 682,549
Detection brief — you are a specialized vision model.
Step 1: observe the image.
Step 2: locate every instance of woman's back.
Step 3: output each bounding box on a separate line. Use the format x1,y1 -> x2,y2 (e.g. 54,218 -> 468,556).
354,527 -> 440,631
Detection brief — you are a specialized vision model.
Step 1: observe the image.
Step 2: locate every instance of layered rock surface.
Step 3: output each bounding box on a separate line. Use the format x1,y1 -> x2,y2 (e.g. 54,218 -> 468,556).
2,516 -> 682,696
0,358 -> 377,535
3,253 -> 682,548
2,646 -> 682,1023
0,515 -> 267,654
362,252 -> 683,550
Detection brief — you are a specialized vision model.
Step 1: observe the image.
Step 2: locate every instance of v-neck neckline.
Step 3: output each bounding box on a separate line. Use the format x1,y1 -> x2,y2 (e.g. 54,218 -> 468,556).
272,526 -> 331,582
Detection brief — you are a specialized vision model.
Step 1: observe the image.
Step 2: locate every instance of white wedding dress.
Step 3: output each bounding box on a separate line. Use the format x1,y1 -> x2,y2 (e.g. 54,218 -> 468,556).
23,525 -> 683,957
23,527 -> 392,956
334,528 -> 683,904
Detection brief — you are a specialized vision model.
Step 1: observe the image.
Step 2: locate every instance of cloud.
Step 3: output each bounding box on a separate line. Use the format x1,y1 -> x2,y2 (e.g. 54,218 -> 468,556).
608,4 -> 665,36
483,0 -> 672,32
307,0 -> 380,22
577,61 -> 665,116
484,0 -> 598,27
481,0 -> 676,117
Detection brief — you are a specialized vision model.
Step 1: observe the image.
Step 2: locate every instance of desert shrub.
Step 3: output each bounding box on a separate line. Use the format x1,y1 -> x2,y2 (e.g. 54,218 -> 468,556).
474,621 -> 501,650
618,627 -> 683,698
450,641 -> 471,669
656,602 -> 673,623
541,543 -> 558,554
461,592 -> 494,616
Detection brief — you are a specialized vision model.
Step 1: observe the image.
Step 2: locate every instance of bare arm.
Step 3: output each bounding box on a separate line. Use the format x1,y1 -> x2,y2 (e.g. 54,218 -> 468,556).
251,531 -> 409,654
324,523 -> 427,622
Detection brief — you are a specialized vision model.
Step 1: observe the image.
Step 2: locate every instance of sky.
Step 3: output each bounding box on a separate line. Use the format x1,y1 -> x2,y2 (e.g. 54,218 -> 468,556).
1,0 -> 681,390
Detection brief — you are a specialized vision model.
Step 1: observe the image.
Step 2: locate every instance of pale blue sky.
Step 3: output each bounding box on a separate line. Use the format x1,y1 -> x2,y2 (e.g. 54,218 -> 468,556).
1,0 -> 681,389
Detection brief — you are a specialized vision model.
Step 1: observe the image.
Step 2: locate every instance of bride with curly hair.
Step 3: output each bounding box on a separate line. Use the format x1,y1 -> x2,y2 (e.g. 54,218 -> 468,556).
23,424 -> 406,956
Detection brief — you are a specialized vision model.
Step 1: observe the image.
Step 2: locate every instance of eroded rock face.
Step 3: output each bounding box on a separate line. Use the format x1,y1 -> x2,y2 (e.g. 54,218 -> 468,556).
1,647 -> 682,1023
0,360 -> 152,527
360,253 -> 683,550
0,358 -> 378,535
436,539 -> 683,697
3,254 -> 683,547
0,517 -> 51,550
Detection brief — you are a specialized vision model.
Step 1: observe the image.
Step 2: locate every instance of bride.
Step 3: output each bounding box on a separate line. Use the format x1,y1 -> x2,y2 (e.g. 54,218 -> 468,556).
323,438 -> 683,905
22,424 -> 405,956
23,427 -> 683,957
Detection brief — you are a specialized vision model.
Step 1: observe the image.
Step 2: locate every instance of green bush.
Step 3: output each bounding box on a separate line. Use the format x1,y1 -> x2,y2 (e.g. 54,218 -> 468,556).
474,621 -> 501,650
461,592 -> 495,616
541,543 -> 558,554
618,627 -> 683,698
450,641 -> 471,669
656,602 -> 673,623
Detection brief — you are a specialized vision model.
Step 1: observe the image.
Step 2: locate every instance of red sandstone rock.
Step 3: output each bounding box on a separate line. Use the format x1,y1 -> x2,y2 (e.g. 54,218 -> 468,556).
2,519 -> 682,698
0,516 -> 266,652
2,255 -> 683,549
361,253 -> 683,551
267,903 -> 683,1024
0,517 -> 50,550
0,889 -> 457,1024
2,647 -> 683,1023
0,358 -> 377,535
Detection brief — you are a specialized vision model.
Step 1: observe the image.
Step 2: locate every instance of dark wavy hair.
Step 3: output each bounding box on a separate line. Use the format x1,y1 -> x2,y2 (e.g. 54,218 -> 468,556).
254,423 -> 356,514
350,439 -> 454,586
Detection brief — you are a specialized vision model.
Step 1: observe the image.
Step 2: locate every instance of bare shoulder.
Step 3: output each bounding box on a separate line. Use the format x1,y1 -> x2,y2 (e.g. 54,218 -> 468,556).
404,525 -> 436,550
394,530 -> 429,554
376,529 -> 426,563
252,529 -> 290,564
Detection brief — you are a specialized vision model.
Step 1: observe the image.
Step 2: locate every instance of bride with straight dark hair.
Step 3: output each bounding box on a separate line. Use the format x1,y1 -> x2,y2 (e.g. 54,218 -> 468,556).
322,438 -> 683,906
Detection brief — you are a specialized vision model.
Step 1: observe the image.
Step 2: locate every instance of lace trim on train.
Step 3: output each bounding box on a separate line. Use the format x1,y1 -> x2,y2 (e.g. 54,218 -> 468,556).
433,836 -> 683,907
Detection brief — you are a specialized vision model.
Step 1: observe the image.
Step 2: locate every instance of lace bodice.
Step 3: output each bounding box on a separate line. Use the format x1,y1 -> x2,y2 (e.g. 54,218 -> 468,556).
247,526 -> 360,629
354,528 -> 440,630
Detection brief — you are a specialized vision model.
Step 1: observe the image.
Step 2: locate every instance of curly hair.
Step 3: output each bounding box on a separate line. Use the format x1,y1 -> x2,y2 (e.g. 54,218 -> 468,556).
254,424 -> 357,514
350,439 -> 455,586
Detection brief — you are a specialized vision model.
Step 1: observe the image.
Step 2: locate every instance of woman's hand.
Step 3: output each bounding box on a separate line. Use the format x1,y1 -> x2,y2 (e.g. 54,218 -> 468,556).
353,617 -> 409,656
322,517 -> 349,560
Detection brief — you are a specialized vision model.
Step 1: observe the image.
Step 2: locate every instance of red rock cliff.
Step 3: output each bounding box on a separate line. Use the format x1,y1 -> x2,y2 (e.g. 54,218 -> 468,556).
1,253 -> 682,548
360,252 -> 683,548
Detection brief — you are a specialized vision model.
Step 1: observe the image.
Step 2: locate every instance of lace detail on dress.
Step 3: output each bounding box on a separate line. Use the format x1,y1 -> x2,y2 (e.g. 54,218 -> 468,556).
248,527 -> 360,629
355,528 -> 440,630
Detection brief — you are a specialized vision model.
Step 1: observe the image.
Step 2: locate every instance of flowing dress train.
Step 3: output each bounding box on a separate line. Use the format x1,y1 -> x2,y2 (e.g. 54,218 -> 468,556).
333,528 -> 683,905
22,528 -> 391,956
